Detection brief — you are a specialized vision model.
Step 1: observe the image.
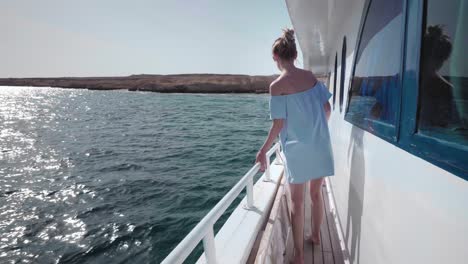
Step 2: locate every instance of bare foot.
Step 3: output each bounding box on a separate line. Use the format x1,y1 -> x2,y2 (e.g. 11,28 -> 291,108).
289,248 -> 304,264
305,232 -> 321,245
291,253 -> 304,264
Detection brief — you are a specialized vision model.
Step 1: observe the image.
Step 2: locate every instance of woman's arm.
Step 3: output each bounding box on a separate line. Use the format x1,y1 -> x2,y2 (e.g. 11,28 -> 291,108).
256,119 -> 284,171
324,101 -> 331,121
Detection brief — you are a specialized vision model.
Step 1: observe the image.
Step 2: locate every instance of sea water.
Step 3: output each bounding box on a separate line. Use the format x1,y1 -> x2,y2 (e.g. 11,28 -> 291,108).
0,86 -> 270,263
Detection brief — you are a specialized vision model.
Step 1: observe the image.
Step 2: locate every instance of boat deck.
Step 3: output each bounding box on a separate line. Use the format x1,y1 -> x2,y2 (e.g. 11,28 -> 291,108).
303,182 -> 345,264
250,174 -> 347,264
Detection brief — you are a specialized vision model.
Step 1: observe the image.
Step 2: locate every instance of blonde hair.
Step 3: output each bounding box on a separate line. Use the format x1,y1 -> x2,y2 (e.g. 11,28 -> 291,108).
272,28 -> 297,61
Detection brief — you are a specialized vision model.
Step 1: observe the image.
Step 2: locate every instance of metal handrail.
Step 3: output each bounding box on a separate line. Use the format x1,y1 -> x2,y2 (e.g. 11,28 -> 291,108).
161,143 -> 281,264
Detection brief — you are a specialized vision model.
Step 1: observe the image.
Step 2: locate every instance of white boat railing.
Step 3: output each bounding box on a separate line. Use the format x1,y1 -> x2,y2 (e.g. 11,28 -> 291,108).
161,142 -> 282,264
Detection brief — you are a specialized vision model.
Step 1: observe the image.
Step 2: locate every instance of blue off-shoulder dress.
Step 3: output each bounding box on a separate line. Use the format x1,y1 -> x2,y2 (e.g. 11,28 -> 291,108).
270,81 -> 334,183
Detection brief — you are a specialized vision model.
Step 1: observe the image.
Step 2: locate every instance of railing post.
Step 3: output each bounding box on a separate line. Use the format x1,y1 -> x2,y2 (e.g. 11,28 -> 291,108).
264,155 -> 271,182
161,144 -> 277,264
274,148 -> 282,165
203,226 -> 217,264
246,176 -> 254,208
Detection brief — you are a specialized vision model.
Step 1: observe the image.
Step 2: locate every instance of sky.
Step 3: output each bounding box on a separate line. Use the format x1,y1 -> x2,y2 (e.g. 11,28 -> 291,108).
0,0 -> 302,78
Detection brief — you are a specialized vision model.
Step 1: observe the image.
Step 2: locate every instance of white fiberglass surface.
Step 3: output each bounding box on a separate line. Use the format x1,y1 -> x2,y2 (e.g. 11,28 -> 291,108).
328,55 -> 468,264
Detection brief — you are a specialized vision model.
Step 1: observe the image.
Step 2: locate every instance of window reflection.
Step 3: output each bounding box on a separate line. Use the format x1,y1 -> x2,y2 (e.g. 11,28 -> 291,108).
418,0 -> 467,144
346,0 -> 404,128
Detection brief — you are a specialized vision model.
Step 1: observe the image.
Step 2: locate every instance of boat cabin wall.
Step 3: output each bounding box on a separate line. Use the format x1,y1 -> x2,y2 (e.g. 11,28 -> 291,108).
288,0 -> 468,263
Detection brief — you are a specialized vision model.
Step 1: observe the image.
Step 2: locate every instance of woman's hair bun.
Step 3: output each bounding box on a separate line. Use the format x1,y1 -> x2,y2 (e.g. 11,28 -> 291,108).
282,28 -> 295,43
272,28 -> 297,61
423,24 -> 452,68
427,25 -> 450,43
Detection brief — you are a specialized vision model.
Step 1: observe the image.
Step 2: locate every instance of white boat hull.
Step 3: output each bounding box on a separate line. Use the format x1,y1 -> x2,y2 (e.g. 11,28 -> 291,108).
286,0 -> 468,263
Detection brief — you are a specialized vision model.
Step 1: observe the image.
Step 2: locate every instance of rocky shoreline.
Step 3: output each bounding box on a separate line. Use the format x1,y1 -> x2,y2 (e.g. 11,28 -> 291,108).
0,74 -> 280,93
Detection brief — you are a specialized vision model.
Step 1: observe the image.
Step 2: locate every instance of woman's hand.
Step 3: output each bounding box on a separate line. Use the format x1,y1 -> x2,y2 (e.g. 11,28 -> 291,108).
255,148 -> 267,172
256,119 -> 283,172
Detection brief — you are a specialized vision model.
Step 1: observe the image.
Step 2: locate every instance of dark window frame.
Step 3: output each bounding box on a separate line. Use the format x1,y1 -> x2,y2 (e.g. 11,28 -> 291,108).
333,53 -> 338,110
344,0 -> 406,142
339,37 -> 347,113
399,0 -> 468,178
344,0 -> 467,179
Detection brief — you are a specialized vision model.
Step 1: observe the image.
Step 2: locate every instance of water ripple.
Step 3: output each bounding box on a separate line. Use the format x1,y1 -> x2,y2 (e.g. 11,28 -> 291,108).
0,86 -> 269,263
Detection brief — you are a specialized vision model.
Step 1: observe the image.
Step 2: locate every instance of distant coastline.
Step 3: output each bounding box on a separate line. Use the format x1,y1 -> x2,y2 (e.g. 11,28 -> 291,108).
0,74 -> 328,93
0,74 -> 280,93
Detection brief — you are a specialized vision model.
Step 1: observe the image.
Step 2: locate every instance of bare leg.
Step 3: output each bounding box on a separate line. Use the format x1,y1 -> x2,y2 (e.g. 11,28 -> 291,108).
289,183 -> 305,264
307,177 -> 324,245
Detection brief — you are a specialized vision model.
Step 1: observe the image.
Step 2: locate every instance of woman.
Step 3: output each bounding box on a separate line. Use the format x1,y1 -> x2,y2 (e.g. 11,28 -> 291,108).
419,25 -> 459,128
255,28 -> 334,264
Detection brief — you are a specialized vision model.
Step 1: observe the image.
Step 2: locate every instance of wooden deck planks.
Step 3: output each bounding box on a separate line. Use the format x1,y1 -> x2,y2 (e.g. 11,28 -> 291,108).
302,181 -> 345,264
311,185 -> 324,264
304,188 -> 313,264
255,179 -> 345,264
322,182 -> 345,264
323,252 -> 334,264
313,243 -> 324,264
320,192 -> 333,254
321,184 -> 335,264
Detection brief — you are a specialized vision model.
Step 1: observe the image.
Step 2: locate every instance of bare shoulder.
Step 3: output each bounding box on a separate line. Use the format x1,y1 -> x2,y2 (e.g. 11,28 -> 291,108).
300,69 -> 318,82
269,77 -> 286,96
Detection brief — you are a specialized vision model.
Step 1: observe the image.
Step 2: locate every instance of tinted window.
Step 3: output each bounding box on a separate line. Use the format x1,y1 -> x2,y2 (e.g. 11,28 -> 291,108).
333,53 -> 337,109
340,37 -> 347,112
417,0 -> 467,145
346,0 -> 404,128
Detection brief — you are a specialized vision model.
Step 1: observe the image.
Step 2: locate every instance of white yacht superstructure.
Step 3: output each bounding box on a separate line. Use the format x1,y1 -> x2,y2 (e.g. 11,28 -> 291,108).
287,0 -> 468,263
162,0 -> 468,263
